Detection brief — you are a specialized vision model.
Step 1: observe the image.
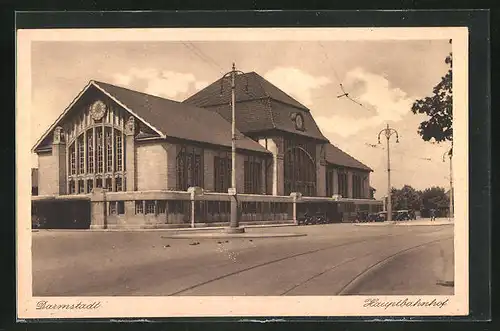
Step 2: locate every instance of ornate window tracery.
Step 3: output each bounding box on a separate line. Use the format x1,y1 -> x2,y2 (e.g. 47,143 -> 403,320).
65,102 -> 127,194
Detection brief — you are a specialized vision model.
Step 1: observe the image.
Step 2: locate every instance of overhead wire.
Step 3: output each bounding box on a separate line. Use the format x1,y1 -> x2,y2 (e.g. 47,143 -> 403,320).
182,42 -> 226,75
317,41 -> 372,111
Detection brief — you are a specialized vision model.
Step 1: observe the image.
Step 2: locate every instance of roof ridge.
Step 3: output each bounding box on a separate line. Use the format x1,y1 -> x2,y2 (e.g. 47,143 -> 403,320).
251,72 -> 309,111
93,80 -> 188,105
326,143 -> 373,172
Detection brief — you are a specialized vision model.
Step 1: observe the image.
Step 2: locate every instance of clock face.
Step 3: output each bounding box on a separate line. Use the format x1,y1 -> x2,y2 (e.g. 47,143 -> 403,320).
295,114 -> 304,130
91,100 -> 107,121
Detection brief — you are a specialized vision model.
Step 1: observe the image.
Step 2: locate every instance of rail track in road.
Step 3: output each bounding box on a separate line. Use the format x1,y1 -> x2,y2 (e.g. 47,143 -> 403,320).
335,236 -> 454,295
169,227 -> 452,296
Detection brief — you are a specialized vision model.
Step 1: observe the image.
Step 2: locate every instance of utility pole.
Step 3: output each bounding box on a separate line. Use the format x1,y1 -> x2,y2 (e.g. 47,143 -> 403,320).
378,124 -> 399,223
443,147 -> 453,221
220,63 -> 247,233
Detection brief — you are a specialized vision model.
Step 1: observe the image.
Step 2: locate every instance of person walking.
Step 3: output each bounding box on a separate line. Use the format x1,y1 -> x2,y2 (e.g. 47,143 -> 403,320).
430,209 -> 436,221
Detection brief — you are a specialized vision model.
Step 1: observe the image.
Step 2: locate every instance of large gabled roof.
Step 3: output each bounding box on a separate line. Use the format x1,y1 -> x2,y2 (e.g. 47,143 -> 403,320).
183,72 -> 329,142
325,143 -> 373,172
184,71 -> 309,110
32,81 -> 270,155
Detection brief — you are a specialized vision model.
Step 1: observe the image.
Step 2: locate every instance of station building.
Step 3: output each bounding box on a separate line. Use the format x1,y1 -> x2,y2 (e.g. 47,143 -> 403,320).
31,72 -> 382,229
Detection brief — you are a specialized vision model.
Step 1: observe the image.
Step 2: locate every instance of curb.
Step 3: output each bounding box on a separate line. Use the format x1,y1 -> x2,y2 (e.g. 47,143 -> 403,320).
161,233 -> 307,239
353,222 -> 454,227
32,222 -> 297,233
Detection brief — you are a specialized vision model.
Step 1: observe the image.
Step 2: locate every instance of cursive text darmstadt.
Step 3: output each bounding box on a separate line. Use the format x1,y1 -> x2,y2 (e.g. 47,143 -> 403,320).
36,300 -> 101,310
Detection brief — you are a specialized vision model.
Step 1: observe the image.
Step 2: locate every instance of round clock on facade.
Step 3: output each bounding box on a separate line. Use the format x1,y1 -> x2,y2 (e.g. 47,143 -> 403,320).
295,113 -> 304,130
90,100 -> 107,121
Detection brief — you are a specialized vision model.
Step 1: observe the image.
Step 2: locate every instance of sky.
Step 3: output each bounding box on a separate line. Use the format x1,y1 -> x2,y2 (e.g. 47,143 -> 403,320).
30,39 -> 453,199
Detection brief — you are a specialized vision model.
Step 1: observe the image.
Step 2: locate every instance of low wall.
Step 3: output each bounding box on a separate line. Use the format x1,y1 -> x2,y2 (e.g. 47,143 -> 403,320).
84,188 -> 383,229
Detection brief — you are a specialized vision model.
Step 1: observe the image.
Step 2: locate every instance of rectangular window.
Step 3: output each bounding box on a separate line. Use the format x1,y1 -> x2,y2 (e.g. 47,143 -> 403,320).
109,201 -> 117,215
135,201 -> 144,214
96,178 -> 102,188
176,146 -> 203,190
157,200 -> 167,214
353,174 -> 361,198
338,171 -> 348,198
78,137 -> 85,174
87,180 -> 94,193
214,153 -> 231,193
244,155 -> 262,194
87,132 -> 94,173
106,129 -> 113,172
115,177 -> 122,192
69,180 -> 75,194
78,180 -> 85,193
96,129 -> 104,173
145,200 -> 155,214
326,169 -> 334,197
105,178 -> 112,191
115,133 -> 122,171
70,145 -> 76,175
117,201 -> 125,215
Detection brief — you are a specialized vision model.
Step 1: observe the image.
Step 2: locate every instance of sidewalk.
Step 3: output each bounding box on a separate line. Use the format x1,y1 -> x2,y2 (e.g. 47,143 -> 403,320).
33,222 -> 297,234
354,218 -> 454,227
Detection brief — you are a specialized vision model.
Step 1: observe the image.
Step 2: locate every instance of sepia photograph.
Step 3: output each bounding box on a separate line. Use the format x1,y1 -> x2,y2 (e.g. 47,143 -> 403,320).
16,26 -> 469,318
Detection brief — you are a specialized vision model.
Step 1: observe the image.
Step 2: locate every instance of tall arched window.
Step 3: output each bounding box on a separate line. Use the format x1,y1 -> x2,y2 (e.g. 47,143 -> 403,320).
67,124 -> 126,194
283,138 -> 317,196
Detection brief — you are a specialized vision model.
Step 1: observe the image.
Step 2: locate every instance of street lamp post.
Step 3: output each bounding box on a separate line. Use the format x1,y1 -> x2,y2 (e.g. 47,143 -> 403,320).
443,147 -> 453,221
220,63 -> 247,234
378,124 -> 399,223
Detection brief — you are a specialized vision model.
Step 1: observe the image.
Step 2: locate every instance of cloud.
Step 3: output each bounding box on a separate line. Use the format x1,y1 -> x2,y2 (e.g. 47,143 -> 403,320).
314,67 -> 416,138
195,81 -> 209,90
264,67 -> 331,105
113,73 -> 132,86
112,68 -> 204,100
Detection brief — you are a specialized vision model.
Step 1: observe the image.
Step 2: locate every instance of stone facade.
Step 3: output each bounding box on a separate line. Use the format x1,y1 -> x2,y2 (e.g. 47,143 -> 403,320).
32,79 -> 382,229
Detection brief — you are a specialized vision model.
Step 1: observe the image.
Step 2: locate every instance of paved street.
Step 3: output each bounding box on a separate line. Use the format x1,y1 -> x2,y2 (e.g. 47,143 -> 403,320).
32,223 -> 454,296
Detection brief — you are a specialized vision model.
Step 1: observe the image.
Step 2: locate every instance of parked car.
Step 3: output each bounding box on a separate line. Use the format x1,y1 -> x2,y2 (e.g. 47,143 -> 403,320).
395,210 -> 411,221
355,211 -> 370,222
368,212 -> 384,222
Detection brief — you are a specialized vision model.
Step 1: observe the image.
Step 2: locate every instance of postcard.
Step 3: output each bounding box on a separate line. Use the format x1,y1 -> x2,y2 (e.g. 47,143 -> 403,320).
17,26 -> 469,319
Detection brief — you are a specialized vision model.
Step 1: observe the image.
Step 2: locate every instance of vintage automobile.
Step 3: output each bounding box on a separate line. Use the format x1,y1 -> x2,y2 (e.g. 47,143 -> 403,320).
367,212 -> 384,222
395,210 -> 412,221
297,211 -> 329,225
296,200 -> 343,225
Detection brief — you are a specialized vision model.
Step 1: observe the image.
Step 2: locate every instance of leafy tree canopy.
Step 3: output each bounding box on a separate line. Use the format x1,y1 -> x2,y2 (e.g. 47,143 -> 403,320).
391,185 -> 422,211
411,40 -> 453,146
390,185 -> 449,211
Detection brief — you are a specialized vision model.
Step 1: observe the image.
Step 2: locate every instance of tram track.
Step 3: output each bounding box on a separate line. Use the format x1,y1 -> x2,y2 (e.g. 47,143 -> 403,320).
336,236 -> 454,295
169,227 -> 451,296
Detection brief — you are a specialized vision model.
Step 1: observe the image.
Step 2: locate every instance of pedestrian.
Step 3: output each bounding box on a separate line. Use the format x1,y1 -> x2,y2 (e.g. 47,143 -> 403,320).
430,209 -> 436,221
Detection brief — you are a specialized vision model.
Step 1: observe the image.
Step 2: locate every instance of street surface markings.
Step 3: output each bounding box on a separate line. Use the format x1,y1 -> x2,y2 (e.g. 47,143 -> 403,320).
337,236 -> 454,295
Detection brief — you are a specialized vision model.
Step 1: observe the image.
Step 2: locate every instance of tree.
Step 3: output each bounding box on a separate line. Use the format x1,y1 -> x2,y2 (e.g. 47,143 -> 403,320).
421,186 -> 449,211
411,40 -> 453,146
391,185 -> 421,211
